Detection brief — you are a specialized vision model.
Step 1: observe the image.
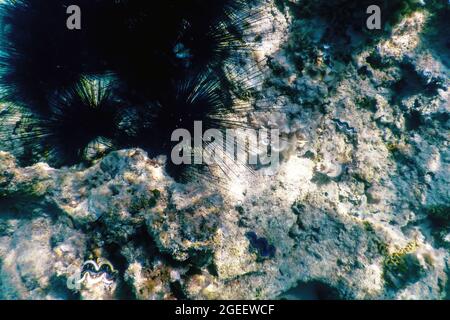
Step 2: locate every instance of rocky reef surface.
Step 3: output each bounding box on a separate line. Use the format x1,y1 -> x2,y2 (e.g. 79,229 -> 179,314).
0,0 -> 449,300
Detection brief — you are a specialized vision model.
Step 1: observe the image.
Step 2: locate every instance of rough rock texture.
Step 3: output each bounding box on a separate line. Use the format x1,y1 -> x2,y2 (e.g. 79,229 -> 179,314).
0,0 -> 449,300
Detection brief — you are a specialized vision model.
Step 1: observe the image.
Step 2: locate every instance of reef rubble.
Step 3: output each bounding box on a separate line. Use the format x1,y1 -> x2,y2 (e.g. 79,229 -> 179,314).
0,0 -> 448,300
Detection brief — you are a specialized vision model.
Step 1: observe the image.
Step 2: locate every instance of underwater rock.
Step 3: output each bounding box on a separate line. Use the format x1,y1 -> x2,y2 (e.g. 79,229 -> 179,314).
0,0 -> 448,300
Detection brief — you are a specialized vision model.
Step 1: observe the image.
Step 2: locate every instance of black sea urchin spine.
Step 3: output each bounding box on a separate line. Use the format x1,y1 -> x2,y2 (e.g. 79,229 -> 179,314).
1,76 -> 123,167
0,0 -> 100,109
0,0 -> 268,182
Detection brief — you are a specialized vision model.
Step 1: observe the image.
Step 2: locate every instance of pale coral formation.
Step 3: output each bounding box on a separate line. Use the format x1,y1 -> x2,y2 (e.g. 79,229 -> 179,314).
0,0 -> 448,300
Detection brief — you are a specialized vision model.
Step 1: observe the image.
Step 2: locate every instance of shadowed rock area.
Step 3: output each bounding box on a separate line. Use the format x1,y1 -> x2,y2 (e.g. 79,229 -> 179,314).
0,0 -> 448,300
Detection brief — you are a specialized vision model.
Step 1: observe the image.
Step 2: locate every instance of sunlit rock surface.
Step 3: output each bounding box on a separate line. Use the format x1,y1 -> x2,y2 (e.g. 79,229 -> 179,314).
0,0 -> 448,300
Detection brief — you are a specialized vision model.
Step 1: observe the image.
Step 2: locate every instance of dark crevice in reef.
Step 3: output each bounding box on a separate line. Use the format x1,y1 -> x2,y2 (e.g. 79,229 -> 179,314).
170,281 -> 188,300
432,111 -> 450,125
392,63 -> 445,104
278,280 -> 342,300
446,265 -> 450,300
0,195 -> 61,222
404,109 -> 424,131
103,242 -> 135,300
424,205 -> 450,250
